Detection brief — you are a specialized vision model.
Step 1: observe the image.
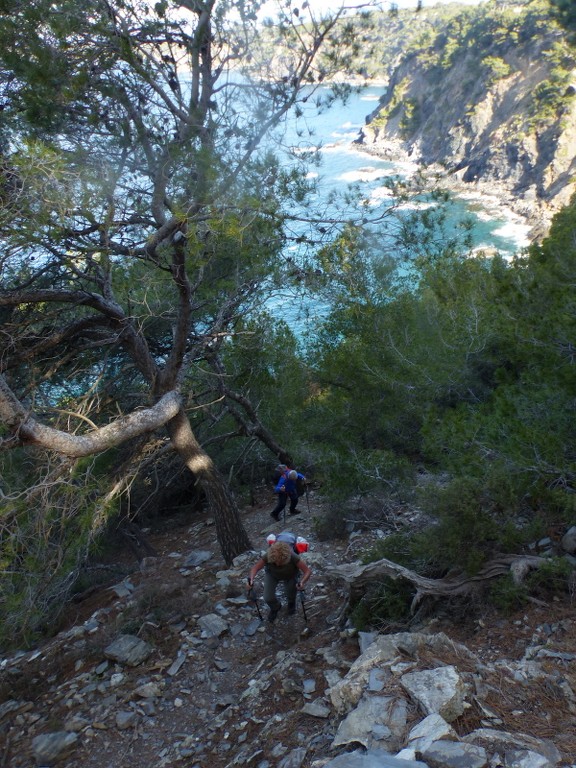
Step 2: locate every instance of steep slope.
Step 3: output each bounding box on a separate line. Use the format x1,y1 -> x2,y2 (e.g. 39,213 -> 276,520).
2,492 -> 576,767
360,0 -> 576,237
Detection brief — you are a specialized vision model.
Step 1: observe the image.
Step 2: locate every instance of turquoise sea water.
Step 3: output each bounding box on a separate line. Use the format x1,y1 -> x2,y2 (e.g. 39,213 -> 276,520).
266,84 -> 531,330
282,84 -> 531,253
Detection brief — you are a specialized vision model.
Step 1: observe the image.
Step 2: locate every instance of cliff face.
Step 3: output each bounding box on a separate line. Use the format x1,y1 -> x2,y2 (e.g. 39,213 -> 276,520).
360,2 -> 576,235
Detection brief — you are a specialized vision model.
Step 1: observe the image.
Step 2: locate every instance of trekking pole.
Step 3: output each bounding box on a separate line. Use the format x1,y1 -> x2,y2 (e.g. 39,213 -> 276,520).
305,485 -> 311,516
247,580 -> 263,621
298,588 -> 308,624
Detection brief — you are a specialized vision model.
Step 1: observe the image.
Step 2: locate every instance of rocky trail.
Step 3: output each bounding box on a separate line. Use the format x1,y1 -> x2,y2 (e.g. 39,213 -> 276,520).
1,489 -> 576,768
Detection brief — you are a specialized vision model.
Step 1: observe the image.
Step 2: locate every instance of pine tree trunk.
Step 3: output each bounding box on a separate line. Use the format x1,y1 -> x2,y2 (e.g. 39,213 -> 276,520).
166,407 -> 252,564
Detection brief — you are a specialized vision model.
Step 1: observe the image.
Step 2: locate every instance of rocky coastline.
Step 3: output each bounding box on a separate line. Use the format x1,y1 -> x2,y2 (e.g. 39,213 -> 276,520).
355,135 -> 553,249
350,0 -> 576,251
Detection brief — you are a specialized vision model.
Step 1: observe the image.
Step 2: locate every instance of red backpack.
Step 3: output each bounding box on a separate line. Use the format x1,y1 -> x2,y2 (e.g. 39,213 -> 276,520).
267,530 -> 309,554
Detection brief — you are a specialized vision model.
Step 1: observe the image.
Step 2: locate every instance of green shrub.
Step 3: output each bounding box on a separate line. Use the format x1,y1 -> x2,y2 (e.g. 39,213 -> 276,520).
488,558 -> 573,615
312,510 -> 349,542
400,98 -> 421,136
489,574 -> 528,615
418,476 -> 505,574
361,529 -> 434,572
481,55 -> 511,85
526,557 -> 574,597
350,577 -> 415,631
528,75 -> 571,124
0,458 -> 122,651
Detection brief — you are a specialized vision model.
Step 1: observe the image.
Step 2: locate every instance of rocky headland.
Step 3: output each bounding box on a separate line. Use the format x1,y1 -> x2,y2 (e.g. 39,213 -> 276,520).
356,8 -> 576,244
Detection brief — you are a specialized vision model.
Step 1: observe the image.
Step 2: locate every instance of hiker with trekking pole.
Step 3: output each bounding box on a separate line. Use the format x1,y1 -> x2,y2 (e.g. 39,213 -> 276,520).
247,540 -> 312,623
270,466 -> 307,522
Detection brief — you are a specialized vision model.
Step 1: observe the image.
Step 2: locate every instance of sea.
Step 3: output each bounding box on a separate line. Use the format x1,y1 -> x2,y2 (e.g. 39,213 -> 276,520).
264,83 -> 532,331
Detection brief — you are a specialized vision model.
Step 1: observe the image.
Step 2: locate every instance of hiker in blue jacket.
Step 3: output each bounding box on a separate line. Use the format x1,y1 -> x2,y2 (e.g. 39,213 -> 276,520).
271,468 -> 306,521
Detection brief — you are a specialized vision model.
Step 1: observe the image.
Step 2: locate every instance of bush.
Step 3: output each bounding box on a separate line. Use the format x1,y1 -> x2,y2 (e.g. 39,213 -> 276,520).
489,574 -> 528,614
361,528 -> 435,572
417,476 -> 505,574
312,509 -> 348,541
488,558 -> 574,615
481,55 -> 511,85
526,557 -> 574,598
350,577 -> 415,631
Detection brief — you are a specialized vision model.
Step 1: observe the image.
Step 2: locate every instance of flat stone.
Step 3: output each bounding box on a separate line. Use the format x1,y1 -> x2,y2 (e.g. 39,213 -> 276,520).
104,635 -> 153,667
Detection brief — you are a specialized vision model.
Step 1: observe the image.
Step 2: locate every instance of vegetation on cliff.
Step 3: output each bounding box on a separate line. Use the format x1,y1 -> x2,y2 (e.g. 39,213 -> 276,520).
361,0 -> 576,221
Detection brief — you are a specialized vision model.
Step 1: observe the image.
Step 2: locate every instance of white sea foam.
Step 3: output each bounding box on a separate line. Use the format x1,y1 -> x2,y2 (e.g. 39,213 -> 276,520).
395,201 -> 437,211
364,186 -> 395,206
321,142 -> 366,156
452,190 -> 531,248
474,210 -> 496,222
392,161 -> 419,178
470,243 -> 500,257
338,168 -> 393,183
491,221 -> 531,247
330,131 -> 362,142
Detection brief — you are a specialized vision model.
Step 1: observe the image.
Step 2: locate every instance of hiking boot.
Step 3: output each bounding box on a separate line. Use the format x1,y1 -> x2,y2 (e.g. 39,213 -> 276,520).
268,602 -> 281,622
289,509 -> 301,515
270,512 -> 280,521
287,602 -> 296,615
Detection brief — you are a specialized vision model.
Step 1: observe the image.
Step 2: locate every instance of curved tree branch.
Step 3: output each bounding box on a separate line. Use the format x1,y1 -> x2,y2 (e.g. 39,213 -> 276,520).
0,374 -> 182,456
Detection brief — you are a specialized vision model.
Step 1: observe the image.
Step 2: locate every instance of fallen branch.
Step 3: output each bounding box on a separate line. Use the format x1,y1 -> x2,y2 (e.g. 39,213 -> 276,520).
332,553 -> 546,624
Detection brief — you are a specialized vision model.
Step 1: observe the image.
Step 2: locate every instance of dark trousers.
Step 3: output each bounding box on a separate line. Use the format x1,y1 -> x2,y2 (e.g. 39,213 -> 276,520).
272,492 -> 299,518
264,572 -> 297,609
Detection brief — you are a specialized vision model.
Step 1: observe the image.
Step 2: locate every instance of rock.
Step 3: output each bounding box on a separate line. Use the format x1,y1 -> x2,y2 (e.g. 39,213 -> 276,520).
183,550 -> 213,567
320,748 -> 428,768
167,652 -> 187,676
505,750 -> 557,768
64,714 -> 91,733
0,700 -> 21,722
134,681 -> 162,698
245,618 -> 262,636
303,678 -> 316,693
116,710 -> 138,730
358,631 -> 378,653
561,526 -> 576,554
104,634 -> 154,667
400,665 -> 467,722
109,579 -> 134,598
407,713 -> 456,752
419,740 -> 488,768
368,667 -> 388,692
278,747 -> 307,768
332,694 -> 407,750
31,731 -> 78,765
462,729 -> 562,764
301,699 -> 331,718
197,613 -> 229,638
328,631 -> 475,714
